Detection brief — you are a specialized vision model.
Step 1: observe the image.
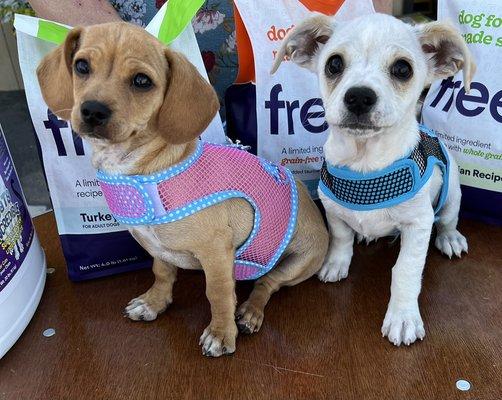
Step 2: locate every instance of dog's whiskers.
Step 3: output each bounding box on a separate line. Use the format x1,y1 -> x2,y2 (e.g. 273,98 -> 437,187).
51,108 -> 72,115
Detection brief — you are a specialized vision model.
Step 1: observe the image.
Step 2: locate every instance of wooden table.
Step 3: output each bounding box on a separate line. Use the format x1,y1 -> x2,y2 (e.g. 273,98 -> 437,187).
1,212 -> 501,399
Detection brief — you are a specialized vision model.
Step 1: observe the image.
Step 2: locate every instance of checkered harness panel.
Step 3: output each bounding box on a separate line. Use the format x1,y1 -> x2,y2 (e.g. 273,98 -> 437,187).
320,130 -> 447,207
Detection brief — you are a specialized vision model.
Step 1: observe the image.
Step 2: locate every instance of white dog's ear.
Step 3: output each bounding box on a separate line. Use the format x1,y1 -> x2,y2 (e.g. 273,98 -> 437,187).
271,13 -> 334,74
416,21 -> 476,91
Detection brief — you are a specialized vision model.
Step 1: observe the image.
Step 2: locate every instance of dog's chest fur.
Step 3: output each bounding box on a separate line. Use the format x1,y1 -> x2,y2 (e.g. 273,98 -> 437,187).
319,190 -> 397,237
129,225 -> 201,270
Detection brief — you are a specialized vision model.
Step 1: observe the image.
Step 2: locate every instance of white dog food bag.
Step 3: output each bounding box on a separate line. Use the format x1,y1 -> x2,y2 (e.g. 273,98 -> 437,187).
14,1 -> 225,281
422,0 -> 502,225
226,0 -> 374,198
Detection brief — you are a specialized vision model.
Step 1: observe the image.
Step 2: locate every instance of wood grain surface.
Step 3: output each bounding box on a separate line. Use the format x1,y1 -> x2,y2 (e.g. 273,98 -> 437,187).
0,212 -> 500,400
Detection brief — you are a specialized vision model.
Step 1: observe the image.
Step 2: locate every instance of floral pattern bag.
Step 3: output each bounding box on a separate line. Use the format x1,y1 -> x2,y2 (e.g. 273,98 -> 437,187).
111,0 -> 238,117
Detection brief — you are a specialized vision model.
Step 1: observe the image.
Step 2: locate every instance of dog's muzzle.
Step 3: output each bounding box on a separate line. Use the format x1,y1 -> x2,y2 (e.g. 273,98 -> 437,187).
81,100 -> 112,128
344,86 -> 377,116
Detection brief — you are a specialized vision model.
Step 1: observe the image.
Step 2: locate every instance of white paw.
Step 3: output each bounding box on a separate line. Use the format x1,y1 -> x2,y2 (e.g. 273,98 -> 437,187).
435,230 -> 468,258
199,326 -> 236,357
317,255 -> 351,283
124,298 -> 158,321
381,307 -> 425,346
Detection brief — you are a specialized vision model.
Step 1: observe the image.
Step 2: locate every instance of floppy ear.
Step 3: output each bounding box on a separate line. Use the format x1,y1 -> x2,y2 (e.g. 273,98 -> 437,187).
271,13 -> 334,74
156,49 -> 219,144
416,21 -> 476,91
36,27 -> 82,120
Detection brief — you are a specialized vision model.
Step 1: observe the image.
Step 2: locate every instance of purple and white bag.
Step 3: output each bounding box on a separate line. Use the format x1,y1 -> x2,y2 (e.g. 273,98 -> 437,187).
422,0 -> 501,225
13,3 -> 225,280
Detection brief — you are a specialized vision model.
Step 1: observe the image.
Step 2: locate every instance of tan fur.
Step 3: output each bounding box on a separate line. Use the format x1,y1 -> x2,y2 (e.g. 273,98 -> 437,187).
158,50 -> 220,144
36,27 -> 82,120
37,23 -> 329,357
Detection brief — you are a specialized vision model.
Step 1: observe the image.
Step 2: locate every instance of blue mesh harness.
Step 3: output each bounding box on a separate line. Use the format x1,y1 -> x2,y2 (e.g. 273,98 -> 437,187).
319,125 -> 449,216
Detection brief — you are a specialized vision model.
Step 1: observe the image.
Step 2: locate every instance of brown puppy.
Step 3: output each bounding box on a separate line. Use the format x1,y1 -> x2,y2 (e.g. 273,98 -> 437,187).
37,22 -> 328,357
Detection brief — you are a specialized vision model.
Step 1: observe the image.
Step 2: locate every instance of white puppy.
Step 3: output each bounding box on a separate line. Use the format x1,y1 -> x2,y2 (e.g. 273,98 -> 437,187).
272,13 -> 475,346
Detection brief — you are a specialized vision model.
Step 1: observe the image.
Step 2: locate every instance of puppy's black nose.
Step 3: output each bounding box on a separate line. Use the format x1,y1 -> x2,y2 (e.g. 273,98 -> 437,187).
81,101 -> 112,127
344,87 -> 377,116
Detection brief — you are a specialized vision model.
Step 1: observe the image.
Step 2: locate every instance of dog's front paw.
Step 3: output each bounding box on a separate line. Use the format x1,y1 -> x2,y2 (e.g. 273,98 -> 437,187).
381,307 -> 425,346
317,255 -> 351,282
124,298 -> 158,321
235,301 -> 264,334
199,324 -> 237,357
123,297 -> 165,321
435,230 -> 468,258
124,290 -> 172,321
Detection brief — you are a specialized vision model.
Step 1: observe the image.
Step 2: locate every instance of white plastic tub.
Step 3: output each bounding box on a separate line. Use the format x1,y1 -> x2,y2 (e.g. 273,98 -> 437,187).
0,125 -> 46,359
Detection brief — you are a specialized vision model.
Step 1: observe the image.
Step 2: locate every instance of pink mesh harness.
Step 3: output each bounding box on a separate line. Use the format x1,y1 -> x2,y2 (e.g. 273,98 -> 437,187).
97,142 -> 298,280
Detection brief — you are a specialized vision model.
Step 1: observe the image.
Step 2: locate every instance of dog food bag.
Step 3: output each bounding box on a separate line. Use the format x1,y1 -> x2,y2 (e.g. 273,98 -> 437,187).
226,0 -> 374,197
0,124 -> 46,358
13,2 -> 225,281
422,0 -> 502,225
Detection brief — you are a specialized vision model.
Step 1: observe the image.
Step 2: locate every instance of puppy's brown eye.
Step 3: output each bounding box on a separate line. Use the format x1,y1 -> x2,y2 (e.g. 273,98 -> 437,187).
75,59 -> 90,75
132,73 -> 153,89
391,59 -> 413,81
325,55 -> 344,76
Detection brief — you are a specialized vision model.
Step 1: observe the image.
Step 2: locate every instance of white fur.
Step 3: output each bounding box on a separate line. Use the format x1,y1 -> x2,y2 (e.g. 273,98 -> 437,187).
276,13 -> 471,346
88,137 -> 157,175
125,297 -> 158,321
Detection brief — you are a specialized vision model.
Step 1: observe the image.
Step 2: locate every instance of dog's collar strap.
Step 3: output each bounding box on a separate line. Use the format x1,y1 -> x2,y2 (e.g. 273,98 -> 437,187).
96,142 -> 298,281
319,125 -> 449,214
